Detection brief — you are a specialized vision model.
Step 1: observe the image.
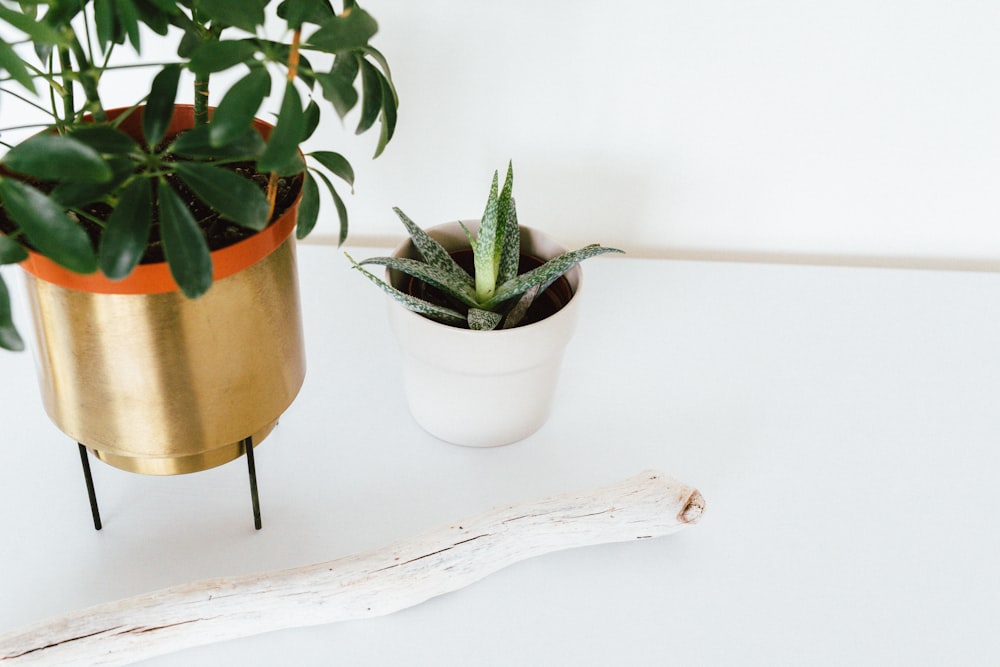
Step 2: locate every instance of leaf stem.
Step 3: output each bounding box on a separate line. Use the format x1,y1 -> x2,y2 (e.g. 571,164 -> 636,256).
266,28 -> 302,221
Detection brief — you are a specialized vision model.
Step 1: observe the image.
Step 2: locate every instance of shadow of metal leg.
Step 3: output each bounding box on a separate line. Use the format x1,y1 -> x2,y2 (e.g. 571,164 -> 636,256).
244,436 -> 261,530
78,443 -> 102,530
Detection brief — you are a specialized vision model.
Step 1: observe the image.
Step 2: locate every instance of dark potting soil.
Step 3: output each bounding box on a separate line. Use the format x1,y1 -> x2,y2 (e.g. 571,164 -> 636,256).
0,140 -> 301,265
406,249 -> 574,329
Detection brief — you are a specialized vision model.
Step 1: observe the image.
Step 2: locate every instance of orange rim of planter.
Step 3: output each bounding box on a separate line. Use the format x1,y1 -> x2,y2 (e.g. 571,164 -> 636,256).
18,105 -> 302,295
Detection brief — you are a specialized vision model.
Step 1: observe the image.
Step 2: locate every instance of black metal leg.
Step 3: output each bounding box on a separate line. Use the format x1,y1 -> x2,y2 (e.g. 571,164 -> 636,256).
77,443 -> 102,530
243,436 -> 261,530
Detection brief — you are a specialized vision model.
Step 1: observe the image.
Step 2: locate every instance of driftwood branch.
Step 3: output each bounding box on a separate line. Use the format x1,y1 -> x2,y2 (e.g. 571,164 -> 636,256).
0,470 -> 704,666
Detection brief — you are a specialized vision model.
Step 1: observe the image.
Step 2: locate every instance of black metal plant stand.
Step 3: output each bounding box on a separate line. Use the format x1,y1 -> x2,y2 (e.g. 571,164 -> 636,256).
77,435 -> 262,531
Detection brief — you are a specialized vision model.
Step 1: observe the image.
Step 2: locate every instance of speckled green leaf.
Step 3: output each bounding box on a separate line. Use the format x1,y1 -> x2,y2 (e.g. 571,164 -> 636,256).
496,162 -> 518,284
497,195 -> 520,286
473,171 -> 500,301
484,245 -> 624,310
347,254 -> 465,326
468,308 -> 501,331
358,256 -> 478,307
158,180 -> 213,298
393,207 -> 472,288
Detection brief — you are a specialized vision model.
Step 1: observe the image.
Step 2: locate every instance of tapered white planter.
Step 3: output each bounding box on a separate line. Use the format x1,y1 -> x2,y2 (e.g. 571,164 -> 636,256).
386,222 -> 582,447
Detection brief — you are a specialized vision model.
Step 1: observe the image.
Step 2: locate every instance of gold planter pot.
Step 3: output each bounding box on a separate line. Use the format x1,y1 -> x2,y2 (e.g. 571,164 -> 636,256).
17,106 -> 306,475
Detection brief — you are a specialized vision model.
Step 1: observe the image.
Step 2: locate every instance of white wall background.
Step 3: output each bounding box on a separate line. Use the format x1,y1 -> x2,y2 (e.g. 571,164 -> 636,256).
4,1 -> 999,267
324,0 -> 1000,268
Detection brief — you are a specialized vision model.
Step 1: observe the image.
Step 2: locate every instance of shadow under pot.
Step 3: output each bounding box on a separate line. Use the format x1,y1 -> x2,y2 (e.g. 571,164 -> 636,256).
385,220 -> 581,448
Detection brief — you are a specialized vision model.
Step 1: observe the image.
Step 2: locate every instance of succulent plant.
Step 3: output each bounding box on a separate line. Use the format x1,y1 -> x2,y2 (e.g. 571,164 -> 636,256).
348,163 -> 623,331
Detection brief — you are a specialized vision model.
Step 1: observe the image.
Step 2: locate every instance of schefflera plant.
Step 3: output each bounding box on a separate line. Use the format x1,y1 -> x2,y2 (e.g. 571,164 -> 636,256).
349,163 -> 623,331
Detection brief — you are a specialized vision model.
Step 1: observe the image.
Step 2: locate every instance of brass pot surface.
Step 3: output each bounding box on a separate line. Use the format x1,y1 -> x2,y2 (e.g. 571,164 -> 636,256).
25,238 -> 306,475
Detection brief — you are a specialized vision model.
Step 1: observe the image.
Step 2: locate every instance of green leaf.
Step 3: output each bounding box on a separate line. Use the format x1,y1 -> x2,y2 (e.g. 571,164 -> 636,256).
331,50 -> 360,85
0,235 -> 28,264
392,207 -> 473,288
143,64 -> 181,146
362,46 -> 395,96
356,58 -> 381,135
94,0 -> 123,47
306,7 -> 378,53
171,124 -> 265,160
118,0 -> 142,50
468,308 -> 501,331
314,67 -> 358,119
0,39 -> 36,93
257,82 -> 305,175
372,68 -> 397,158
474,171 -> 500,301
157,180 -> 212,298
310,168 -> 348,244
196,0 -> 265,32
50,157 -> 136,207
210,67 -> 271,147
296,171 -> 320,239
0,4 -> 65,44
483,245 -> 625,310
278,0 -> 334,29
68,125 -> 140,154
302,99 -> 320,141
2,134 -> 113,183
358,256 -> 479,307
0,179 -> 97,274
99,178 -> 152,279
188,39 -> 258,75
308,151 -> 353,189
133,0 -> 171,35
0,273 -> 25,352
346,254 -> 466,326
173,162 -> 270,231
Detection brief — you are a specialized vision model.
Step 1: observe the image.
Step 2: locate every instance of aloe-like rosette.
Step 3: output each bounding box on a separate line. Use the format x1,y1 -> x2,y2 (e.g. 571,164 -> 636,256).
348,163 -> 623,330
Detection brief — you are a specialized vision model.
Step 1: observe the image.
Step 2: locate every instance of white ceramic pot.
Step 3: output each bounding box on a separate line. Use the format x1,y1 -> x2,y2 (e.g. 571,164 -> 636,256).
386,221 -> 582,447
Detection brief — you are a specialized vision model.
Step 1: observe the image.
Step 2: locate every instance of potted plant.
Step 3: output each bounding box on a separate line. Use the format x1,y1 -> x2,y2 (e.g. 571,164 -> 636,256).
348,163 -> 622,447
0,1 -> 398,505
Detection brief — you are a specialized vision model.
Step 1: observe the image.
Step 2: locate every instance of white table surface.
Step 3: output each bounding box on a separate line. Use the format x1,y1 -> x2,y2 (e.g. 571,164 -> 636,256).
1,244 -> 998,666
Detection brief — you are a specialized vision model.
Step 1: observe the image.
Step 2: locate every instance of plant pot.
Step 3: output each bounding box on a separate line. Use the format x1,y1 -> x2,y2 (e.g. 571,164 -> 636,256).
386,221 -> 581,447
16,106 -> 306,475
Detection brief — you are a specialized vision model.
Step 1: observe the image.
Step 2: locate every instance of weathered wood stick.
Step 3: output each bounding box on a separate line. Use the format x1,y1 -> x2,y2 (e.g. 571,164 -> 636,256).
0,470 -> 704,666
